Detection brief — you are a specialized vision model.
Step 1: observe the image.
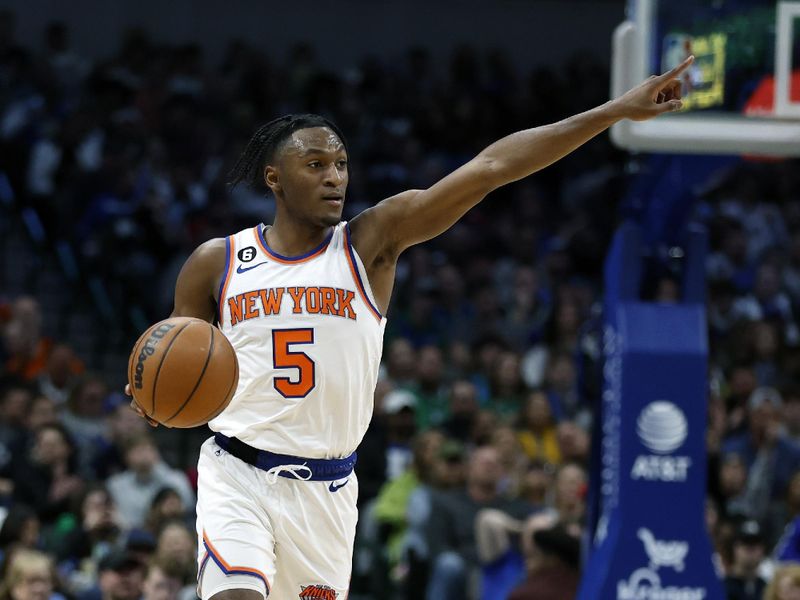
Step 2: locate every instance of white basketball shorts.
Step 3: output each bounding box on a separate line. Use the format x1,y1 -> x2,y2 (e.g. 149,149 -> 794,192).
195,437 -> 359,599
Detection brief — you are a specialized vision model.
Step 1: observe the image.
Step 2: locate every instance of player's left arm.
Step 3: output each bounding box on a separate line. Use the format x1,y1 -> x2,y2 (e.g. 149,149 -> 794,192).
352,56 -> 692,261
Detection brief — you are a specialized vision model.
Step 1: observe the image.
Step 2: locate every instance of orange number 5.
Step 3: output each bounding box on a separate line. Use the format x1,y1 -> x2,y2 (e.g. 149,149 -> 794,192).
272,328 -> 315,398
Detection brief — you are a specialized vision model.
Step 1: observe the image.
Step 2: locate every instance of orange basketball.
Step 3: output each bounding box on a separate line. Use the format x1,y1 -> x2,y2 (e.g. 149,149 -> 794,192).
127,317 -> 238,428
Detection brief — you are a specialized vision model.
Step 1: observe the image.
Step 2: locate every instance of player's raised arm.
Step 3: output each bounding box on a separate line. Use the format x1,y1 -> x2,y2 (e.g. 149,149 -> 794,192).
355,55 -> 693,255
170,238 -> 228,322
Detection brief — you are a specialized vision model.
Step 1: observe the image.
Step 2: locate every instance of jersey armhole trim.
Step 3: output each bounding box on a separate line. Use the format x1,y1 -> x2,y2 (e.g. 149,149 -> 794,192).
344,224 -> 383,322
216,236 -> 235,326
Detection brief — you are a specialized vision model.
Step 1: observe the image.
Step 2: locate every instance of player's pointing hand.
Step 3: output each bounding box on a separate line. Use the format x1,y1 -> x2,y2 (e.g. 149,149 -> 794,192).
611,55 -> 694,122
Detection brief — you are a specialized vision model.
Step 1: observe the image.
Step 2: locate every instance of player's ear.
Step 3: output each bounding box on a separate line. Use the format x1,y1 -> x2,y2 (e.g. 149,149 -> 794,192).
264,164 -> 281,194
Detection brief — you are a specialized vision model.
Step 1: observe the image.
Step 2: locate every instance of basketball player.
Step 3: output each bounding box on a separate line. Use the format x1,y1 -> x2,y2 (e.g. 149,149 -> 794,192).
127,56 -> 694,600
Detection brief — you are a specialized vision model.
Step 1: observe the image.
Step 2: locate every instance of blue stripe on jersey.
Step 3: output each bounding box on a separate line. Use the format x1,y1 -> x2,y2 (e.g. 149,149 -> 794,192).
216,236 -> 232,326
344,224 -> 383,319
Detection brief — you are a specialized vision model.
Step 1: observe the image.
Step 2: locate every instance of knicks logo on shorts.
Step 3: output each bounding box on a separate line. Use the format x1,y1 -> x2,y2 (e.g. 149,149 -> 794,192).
299,584 -> 338,600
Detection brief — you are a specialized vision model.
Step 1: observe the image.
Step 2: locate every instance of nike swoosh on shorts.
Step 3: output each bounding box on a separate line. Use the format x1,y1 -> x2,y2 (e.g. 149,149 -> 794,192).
328,479 -> 349,492
237,262 -> 268,274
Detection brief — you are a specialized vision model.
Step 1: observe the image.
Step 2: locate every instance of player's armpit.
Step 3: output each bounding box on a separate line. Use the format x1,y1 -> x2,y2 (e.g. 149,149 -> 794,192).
352,156 -> 499,256
171,237 -> 228,323
348,189 -> 424,265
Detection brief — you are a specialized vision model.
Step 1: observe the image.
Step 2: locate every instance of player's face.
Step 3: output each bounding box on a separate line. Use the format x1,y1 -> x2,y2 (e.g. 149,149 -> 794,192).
270,127 -> 348,228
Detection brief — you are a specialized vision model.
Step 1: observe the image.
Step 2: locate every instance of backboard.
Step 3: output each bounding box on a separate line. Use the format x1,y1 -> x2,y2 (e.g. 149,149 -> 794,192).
611,0 -> 800,156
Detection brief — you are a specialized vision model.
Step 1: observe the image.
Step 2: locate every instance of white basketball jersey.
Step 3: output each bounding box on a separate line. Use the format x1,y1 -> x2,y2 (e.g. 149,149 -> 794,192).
212,222 -> 386,459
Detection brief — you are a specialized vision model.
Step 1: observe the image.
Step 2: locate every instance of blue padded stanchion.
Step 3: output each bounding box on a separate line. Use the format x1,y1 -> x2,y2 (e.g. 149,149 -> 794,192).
578,222 -> 724,600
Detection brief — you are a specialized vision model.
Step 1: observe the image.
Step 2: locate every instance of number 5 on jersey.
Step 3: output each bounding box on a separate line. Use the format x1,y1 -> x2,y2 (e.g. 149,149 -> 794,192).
272,328 -> 316,398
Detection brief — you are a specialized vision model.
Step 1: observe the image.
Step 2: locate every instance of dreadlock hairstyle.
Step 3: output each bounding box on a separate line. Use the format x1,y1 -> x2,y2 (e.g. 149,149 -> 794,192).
228,114 -> 348,191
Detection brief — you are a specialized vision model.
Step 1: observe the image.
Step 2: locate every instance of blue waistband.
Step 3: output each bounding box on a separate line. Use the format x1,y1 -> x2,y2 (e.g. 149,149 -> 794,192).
213,433 -> 357,481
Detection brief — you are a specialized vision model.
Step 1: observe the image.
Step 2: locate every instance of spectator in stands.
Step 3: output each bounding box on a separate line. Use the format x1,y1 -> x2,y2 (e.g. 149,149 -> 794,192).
733,263 -> 799,346
380,389 -> 418,482
373,430 -> 443,570
441,380 -> 479,444
41,20 -> 89,95
36,344 -> 83,407
355,385 -> 419,509
0,381 -> 32,446
433,439 -> 467,491
543,353 -> 583,426
2,298 -> 50,383
0,549 -> 58,600
86,550 -> 145,600
425,446 -> 530,600
555,421 -> 590,465
92,395 -> 148,479
765,470 -> 800,548
124,529 -> 157,568
0,381 -> 33,489
143,488 -> 188,538
25,397 -> 57,432
402,436 -> 466,596
0,505 -> 40,553
382,338 -> 417,389
714,453 -> 750,518
723,520 -> 768,600
748,320 -> 782,387
141,558 -> 183,600
50,485 -> 123,562
708,279 -> 739,341
470,409 -> 499,447
518,462 -> 552,509
765,563 -> 800,600
491,426 -> 528,494
411,345 -> 448,430
469,336 -> 507,404
61,375 -> 108,473
724,363 -> 759,437
500,265 -> 550,353
507,523 -> 581,600
11,424 -> 83,523
61,377 -> 107,440
488,351 -> 524,421
153,522 -> 195,590
706,219 -> 753,292
432,264 -> 474,346
106,435 -> 193,529
722,387 -> 800,501
517,390 -> 561,466
548,463 -> 587,525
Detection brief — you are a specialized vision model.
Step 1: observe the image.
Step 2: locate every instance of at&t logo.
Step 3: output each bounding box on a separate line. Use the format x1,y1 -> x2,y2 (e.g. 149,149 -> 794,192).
631,401 -> 692,482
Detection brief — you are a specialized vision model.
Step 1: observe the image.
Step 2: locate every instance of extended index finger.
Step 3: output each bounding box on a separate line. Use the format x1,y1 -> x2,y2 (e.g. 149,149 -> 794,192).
656,55 -> 694,82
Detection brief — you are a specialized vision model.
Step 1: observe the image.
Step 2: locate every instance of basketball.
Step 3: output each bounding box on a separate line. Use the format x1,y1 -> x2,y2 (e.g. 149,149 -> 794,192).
127,317 -> 239,428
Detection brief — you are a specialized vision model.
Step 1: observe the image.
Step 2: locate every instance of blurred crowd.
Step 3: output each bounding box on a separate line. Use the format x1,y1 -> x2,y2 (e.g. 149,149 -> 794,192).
2,8 -> 800,600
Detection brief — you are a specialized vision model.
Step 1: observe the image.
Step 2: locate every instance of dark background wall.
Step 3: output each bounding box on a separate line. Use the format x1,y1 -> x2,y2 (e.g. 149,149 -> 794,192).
1,0 -> 626,70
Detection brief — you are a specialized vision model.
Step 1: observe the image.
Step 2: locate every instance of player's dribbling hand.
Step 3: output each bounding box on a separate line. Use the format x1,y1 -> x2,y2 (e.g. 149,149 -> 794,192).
611,55 -> 694,122
124,383 -> 159,427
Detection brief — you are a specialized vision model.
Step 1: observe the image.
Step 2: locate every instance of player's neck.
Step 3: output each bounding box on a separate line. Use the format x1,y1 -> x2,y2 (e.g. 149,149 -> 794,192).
265,216 -> 333,257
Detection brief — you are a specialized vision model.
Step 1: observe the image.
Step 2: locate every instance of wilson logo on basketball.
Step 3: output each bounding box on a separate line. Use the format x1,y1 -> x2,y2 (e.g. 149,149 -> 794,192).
298,584 -> 338,600
133,323 -> 175,389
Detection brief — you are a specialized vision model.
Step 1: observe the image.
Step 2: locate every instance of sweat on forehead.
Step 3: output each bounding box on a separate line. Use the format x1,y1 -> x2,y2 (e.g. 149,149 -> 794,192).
280,128 -> 345,156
